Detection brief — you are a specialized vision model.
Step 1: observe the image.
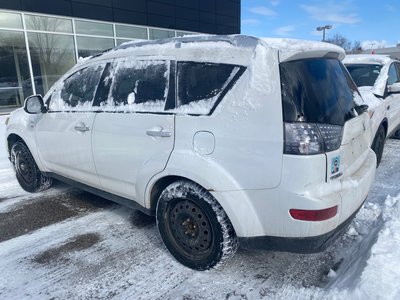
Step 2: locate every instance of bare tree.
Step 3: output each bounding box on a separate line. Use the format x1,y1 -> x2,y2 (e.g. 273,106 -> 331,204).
325,33 -> 362,54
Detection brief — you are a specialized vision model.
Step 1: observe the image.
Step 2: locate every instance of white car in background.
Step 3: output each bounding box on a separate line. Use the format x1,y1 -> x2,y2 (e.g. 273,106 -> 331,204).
344,55 -> 400,165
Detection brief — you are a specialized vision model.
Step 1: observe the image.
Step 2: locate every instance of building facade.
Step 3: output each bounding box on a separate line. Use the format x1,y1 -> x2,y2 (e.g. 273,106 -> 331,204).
362,44 -> 400,60
0,0 -> 241,112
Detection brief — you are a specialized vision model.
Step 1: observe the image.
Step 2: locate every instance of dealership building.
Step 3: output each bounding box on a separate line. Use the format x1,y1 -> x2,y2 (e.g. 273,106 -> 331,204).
0,0 -> 240,112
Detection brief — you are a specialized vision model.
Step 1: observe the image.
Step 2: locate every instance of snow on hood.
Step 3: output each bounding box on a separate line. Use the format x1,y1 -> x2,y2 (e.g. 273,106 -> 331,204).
358,87 -> 383,112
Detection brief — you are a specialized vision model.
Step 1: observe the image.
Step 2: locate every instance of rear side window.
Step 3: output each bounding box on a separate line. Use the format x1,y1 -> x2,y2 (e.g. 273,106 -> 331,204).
105,60 -> 170,112
280,58 -> 358,126
49,65 -> 105,110
345,64 -> 382,87
176,62 -> 241,115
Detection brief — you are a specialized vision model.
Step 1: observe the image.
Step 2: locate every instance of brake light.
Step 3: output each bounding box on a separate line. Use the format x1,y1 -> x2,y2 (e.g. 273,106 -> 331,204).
284,122 -> 343,155
290,206 -> 338,221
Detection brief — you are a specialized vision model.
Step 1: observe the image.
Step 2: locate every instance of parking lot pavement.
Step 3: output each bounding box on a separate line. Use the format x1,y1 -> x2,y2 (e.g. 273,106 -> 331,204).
0,139 -> 400,299
0,185 -> 113,243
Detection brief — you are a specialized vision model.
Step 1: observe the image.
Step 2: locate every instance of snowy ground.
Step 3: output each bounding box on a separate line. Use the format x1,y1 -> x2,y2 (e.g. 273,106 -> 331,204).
1,114 -> 399,299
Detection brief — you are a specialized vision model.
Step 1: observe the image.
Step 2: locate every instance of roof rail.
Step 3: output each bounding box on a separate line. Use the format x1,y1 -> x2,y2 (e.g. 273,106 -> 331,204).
116,34 -> 259,50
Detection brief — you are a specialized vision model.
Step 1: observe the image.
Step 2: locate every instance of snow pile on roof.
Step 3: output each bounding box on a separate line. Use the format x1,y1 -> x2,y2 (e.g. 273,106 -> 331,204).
261,38 -> 345,61
344,54 -> 392,66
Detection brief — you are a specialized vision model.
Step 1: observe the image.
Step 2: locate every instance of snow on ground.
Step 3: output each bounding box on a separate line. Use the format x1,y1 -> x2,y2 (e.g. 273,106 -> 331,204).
1,113 -> 400,299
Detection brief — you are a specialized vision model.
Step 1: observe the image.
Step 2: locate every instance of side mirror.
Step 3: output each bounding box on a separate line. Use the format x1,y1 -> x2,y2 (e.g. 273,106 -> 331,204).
354,104 -> 369,115
24,95 -> 46,114
387,82 -> 400,94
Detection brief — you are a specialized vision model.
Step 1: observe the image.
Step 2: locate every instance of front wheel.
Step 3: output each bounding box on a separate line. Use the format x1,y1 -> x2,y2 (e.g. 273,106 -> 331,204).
371,125 -> 386,167
156,180 -> 238,270
10,141 -> 53,193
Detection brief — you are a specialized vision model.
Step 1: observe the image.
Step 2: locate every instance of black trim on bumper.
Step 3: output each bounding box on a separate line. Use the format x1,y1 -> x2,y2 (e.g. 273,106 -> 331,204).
239,201 -> 364,254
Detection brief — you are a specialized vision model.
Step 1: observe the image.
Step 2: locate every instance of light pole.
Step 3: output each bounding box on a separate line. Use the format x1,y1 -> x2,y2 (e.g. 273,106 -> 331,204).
316,25 -> 332,41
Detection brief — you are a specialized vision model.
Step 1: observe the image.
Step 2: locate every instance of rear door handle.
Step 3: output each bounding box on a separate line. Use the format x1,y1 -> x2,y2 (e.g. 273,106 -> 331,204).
146,127 -> 172,138
387,105 -> 391,110
74,122 -> 90,132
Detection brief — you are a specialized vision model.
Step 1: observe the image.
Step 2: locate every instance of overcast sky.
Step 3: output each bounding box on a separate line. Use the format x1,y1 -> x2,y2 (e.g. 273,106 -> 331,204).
241,0 -> 399,49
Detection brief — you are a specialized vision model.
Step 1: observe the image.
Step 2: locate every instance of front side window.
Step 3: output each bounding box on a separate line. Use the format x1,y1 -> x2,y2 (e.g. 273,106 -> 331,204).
49,64 -> 105,110
345,64 -> 382,87
176,62 -> 240,115
280,58 -> 359,126
388,63 -> 399,86
104,60 -> 170,112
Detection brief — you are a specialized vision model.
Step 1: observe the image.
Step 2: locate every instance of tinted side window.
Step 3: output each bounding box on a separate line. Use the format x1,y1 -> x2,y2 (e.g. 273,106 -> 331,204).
176,62 -> 238,114
280,58 -> 358,126
388,63 -> 399,85
49,65 -> 104,110
107,60 -> 169,111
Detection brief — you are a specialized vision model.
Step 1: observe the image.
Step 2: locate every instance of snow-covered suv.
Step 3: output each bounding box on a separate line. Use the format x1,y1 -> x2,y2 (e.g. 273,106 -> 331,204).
5,35 -> 376,270
344,55 -> 400,165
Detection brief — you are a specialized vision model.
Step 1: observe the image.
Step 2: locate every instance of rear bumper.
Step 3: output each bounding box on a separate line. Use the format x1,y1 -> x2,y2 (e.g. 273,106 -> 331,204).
212,149 -> 376,238
239,199 -> 364,253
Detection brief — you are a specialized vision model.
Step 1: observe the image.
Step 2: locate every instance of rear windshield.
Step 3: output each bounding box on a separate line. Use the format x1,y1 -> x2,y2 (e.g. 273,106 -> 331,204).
280,58 -> 359,126
345,64 -> 382,87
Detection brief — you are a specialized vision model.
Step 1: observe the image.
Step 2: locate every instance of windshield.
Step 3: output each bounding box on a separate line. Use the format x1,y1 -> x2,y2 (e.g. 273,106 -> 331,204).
280,58 -> 359,126
345,64 -> 382,87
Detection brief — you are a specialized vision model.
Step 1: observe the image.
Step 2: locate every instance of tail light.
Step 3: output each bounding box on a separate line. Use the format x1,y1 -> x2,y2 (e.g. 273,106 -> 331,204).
284,122 -> 343,155
290,206 -> 338,221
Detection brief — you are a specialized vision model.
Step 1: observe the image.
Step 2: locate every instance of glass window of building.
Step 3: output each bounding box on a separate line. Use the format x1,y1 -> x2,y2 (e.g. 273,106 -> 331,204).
0,11 -> 22,29
77,36 -> 114,58
116,39 -> 134,46
28,32 -> 76,96
115,25 -> 147,40
75,20 -> 113,37
149,28 -> 175,40
0,30 -> 32,107
25,14 -> 72,33
176,31 -> 195,37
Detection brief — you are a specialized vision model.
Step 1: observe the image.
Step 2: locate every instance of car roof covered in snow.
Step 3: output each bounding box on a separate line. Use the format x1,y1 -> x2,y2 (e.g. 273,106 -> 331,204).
343,54 -> 394,66
85,34 -> 345,65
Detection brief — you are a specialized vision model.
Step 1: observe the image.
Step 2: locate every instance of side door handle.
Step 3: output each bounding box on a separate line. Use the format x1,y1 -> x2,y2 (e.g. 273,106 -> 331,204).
146,126 -> 172,138
74,122 -> 90,132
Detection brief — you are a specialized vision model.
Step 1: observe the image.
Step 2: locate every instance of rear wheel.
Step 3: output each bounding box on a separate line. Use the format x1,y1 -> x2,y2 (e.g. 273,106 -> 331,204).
371,124 -> 386,167
391,129 -> 400,139
10,141 -> 53,193
156,180 -> 238,270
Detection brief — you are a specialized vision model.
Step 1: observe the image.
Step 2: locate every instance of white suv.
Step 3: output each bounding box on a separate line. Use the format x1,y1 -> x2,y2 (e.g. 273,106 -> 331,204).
5,35 -> 376,270
344,54 -> 400,165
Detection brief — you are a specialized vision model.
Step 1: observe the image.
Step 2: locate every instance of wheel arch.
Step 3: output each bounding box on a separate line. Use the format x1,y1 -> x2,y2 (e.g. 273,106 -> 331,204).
7,133 -> 25,156
381,118 -> 388,136
145,172 -> 253,237
148,175 -> 186,213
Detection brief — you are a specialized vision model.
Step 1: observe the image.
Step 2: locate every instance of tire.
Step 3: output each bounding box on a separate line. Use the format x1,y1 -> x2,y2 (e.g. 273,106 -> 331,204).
371,124 -> 386,167
391,129 -> 400,139
10,141 -> 53,193
156,180 -> 238,270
